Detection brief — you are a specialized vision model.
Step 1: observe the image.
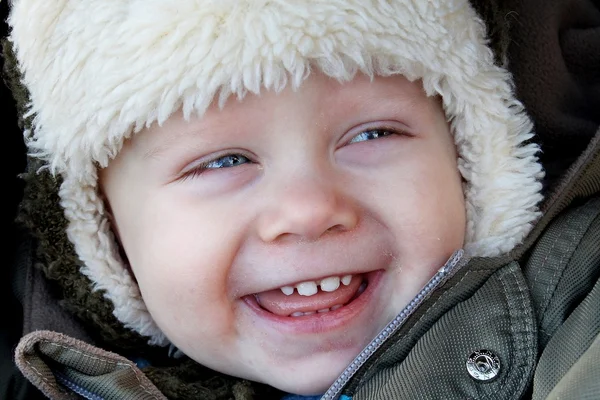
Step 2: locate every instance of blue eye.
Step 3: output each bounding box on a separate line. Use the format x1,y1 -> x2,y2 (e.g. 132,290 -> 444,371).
349,129 -> 395,144
204,154 -> 250,169
181,153 -> 252,181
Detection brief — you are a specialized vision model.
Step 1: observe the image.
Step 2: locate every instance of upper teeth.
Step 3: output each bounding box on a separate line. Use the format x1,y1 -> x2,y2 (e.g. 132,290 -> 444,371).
281,275 -> 354,296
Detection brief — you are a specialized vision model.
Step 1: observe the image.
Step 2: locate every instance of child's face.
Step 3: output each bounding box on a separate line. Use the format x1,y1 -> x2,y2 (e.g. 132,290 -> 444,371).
101,73 -> 466,394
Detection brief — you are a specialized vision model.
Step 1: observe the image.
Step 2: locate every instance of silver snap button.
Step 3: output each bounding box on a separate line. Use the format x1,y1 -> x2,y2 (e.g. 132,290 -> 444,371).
466,350 -> 500,381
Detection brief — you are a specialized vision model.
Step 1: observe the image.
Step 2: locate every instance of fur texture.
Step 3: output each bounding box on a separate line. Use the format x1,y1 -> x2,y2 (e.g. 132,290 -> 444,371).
8,0 -> 544,345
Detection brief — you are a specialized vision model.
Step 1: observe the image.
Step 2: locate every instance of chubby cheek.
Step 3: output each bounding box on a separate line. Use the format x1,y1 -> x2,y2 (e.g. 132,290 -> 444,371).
122,192 -> 243,350
376,159 -> 465,312
402,169 -> 465,257
363,144 -> 465,275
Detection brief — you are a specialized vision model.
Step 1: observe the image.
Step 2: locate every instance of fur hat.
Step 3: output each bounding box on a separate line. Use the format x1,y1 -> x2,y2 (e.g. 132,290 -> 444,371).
8,0 -> 543,346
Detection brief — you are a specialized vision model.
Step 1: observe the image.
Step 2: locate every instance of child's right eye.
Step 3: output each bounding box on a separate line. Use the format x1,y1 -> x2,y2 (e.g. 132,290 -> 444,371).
204,154 -> 251,169
183,153 -> 251,179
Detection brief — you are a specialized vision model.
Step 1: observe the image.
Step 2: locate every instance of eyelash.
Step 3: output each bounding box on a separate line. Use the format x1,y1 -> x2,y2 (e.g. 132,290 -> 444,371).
182,153 -> 253,180
183,127 -> 404,179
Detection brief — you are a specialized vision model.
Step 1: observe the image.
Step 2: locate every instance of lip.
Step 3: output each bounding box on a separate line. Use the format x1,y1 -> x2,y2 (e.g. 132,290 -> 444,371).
241,270 -> 384,335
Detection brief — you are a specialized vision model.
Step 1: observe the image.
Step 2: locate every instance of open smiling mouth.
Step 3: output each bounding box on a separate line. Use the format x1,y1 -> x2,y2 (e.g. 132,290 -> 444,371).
246,273 -> 375,318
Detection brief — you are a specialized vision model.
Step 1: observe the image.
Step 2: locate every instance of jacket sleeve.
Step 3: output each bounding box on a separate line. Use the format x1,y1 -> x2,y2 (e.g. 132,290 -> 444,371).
545,333 -> 600,399
523,197 -> 600,400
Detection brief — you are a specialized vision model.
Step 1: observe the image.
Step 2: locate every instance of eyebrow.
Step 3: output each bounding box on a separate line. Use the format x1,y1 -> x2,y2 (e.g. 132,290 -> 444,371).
357,94 -> 422,114
142,135 -> 179,160
142,134 -> 181,161
140,125 -> 218,161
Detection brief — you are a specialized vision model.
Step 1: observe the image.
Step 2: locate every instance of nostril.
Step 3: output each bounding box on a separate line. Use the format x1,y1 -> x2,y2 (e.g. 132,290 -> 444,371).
325,224 -> 346,234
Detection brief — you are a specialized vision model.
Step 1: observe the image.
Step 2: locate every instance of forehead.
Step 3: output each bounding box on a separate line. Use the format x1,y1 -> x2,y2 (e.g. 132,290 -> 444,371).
130,73 -> 437,157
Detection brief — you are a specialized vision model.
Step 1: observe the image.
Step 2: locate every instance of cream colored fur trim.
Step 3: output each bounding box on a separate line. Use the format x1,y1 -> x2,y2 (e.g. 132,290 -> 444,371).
9,0 -> 543,345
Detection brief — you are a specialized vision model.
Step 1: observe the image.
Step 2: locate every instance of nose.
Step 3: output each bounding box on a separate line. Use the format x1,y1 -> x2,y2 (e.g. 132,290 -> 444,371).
256,174 -> 359,242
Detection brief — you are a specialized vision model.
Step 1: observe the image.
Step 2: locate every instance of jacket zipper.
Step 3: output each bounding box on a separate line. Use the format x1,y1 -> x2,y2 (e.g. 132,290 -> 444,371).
320,249 -> 465,400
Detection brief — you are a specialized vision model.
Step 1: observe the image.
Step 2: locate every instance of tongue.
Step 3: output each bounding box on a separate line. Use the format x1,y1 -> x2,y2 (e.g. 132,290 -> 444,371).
255,276 -> 363,316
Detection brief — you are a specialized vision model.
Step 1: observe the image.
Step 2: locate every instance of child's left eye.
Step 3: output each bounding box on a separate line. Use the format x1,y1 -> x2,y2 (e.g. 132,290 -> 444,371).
203,154 -> 250,169
348,129 -> 395,144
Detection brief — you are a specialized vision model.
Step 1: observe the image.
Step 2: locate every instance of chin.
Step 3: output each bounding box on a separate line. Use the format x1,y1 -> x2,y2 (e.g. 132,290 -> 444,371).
268,371 -> 338,396
256,348 -> 360,396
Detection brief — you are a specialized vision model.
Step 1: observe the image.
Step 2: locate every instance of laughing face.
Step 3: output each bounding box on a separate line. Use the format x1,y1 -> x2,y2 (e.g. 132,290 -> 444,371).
100,73 -> 466,395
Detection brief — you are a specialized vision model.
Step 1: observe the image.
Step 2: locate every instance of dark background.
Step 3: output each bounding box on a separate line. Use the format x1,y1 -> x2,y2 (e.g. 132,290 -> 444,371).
1,0 -> 29,398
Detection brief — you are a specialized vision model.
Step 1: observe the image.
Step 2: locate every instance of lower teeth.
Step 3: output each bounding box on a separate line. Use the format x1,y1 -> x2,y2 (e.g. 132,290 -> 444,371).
289,304 -> 343,317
